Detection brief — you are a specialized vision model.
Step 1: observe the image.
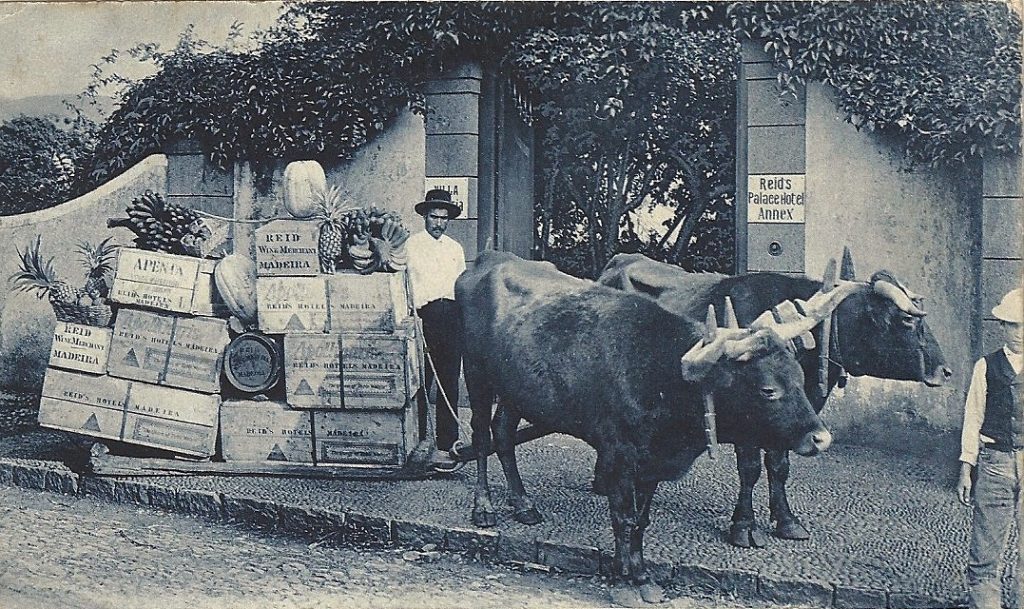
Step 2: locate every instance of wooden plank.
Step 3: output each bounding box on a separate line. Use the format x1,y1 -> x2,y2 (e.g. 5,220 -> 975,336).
219,400 -> 314,464
254,219 -> 321,276
49,322 -> 112,375
256,276 -> 329,333
41,368 -> 131,408
284,334 -> 342,409
107,309 -> 174,384
164,316 -> 229,393
312,409 -> 409,466
340,333 -> 414,410
112,248 -> 202,290
326,271 -> 411,333
123,382 -> 219,457
110,249 -> 224,316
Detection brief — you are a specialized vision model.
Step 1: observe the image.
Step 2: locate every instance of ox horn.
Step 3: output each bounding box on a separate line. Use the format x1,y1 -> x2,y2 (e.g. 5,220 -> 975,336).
723,297 -> 739,329
798,280 -> 870,321
821,258 -> 837,291
681,305 -> 750,380
840,246 -> 856,281
873,279 -> 927,317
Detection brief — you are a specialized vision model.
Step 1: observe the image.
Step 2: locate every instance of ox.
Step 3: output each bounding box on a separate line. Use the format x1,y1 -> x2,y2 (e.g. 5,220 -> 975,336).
457,251 -> 844,606
597,250 -> 951,547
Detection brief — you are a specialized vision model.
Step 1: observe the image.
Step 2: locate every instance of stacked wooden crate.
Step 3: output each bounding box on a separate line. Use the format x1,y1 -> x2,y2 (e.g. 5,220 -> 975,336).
219,219 -> 423,471
38,248 -> 230,457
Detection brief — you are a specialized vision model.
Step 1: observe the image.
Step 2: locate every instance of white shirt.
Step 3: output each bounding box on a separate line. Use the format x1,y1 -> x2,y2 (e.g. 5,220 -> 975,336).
405,230 -> 466,309
959,345 -> 1023,465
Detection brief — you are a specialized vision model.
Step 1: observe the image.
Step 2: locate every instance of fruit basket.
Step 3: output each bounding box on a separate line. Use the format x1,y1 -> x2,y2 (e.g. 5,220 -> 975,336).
50,300 -> 114,327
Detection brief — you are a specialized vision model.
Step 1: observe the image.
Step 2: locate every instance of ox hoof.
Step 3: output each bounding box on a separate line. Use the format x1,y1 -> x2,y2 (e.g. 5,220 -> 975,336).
609,584 -> 645,608
513,506 -> 543,525
775,519 -> 811,540
729,522 -> 768,548
638,582 -> 666,604
472,509 -> 497,528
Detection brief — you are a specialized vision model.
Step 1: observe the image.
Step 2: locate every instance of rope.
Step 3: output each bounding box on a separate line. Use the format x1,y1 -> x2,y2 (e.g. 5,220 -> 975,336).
424,348 -> 473,439
189,205 -> 366,225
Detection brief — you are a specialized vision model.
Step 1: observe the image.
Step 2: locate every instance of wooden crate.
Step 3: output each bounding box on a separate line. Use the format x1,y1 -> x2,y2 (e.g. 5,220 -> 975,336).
38,369 -> 130,441
219,400 -> 314,464
107,309 -> 228,393
49,322 -> 112,375
312,408 -> 418,467
340,332 -> 418,410
254,219 -> 320,276
122,381 -> 219,457
256,276 -> 329,334
325,271 -> 412,334
109,248 -> 226,316
284,335 -> 342,409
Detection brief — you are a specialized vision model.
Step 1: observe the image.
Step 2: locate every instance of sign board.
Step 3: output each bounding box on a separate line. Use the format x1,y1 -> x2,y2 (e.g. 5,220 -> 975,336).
49,323 -> 112,375
424,177 -> 470,217
312,409 -> 416,467
747,174 -> 805,224
254,219 -> 320,277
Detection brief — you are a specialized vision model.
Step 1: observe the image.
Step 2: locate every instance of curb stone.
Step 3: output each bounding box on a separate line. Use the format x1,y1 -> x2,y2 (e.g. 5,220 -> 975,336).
0,458 -> 959,609
757,574 -> 834,608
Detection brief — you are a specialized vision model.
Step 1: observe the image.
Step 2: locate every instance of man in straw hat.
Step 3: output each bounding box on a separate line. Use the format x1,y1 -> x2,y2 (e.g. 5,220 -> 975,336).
957,287 -> 1022,609
407,188 -> 466,472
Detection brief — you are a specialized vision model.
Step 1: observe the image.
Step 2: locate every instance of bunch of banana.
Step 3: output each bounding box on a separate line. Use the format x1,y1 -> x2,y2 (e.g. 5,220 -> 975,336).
339,206 -> 411,274
107,191 -> 212,257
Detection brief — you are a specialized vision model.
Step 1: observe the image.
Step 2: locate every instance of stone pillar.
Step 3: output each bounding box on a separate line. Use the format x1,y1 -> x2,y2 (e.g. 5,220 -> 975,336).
980,153 -> 1023,355
736,41 -> 807,274
424,62 -> 483,262
165,139 -> 234,218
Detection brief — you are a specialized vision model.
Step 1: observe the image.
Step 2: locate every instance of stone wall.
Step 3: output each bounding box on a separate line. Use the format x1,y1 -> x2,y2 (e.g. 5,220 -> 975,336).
0,155 -> 167,391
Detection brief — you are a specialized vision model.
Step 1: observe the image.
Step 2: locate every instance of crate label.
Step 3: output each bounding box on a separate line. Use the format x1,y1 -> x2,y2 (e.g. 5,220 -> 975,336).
256,277 -> 328,333
110,279 -> 195,314
38,397 -> 125,441
49,323 -> 112,374
126,382 -> 219,427
107,309 -> 174,383
284,335 -> 342,408
317,441 -> 402,466
113,249 -> 202,289
122,414 -> 216,457
41,368 -> 131,409
164,316 -> 228,392
219,400 -> 314,463
254,220 -> 320,277
340,334 -> 410,409
326,272 -> 409,333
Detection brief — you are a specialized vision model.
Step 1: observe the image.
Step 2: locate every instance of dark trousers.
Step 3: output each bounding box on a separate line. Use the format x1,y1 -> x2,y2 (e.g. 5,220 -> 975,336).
418,299 -> 463,452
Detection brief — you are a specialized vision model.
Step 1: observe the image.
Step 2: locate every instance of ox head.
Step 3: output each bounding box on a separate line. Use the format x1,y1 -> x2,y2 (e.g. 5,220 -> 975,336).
680,298 -> 834,456
830,248 -> 951,386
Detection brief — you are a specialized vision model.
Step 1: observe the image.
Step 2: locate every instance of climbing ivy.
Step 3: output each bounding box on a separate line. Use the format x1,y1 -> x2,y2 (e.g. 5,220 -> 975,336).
729,1 -> 1022,167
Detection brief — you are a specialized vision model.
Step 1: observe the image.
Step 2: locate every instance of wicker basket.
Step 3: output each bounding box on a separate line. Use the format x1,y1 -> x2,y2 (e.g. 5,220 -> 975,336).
51,301 -> 114,328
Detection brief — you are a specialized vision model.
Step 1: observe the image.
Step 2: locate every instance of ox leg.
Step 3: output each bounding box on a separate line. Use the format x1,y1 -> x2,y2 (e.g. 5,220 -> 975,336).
608,476 -> 663,606
467,370 -> 497,528
492,404 -> 542,525
765,449 -> 810,540
730,446 -> 768,548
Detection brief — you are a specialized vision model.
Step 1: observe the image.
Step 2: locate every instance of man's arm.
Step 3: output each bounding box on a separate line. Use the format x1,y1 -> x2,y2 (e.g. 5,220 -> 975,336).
957,358 -> 987,505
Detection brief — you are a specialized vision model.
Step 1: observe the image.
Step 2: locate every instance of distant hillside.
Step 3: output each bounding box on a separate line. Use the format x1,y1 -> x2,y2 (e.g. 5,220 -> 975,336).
0,94 -> 115,123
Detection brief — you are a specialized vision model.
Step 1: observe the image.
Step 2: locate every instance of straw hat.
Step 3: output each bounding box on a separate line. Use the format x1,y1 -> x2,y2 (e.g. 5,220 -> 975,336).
991,287 -> 1023,323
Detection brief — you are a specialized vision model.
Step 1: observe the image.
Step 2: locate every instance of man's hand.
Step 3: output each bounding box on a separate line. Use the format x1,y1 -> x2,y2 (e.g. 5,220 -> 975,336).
957,462 -> 973,506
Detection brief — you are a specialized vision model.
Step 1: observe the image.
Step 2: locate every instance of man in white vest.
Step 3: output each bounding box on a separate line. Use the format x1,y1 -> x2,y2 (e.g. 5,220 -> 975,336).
406,189 -> 466,472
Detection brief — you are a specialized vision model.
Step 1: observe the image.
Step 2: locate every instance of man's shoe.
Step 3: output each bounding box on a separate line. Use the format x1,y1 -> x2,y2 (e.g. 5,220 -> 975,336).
431,449 -> 461,473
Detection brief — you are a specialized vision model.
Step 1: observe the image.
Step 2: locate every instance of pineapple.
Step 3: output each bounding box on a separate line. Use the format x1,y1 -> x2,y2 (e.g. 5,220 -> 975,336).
107,191 -> 210,257
77,237 -> 117,300
11,236 -> 80,309
314,185 -> 349,274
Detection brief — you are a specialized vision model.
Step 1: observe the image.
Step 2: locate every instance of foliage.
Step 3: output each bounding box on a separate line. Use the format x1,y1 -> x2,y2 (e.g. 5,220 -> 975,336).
0,116 -> 96,215
519,3 -> 736,277
730,1 -> 1022,167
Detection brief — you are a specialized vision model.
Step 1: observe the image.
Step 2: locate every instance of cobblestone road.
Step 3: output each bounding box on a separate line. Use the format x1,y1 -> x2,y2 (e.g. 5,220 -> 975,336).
0,484 -> 809,609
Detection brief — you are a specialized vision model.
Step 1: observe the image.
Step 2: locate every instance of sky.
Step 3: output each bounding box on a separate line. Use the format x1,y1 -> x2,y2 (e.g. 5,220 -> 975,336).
0,1 -> 284,100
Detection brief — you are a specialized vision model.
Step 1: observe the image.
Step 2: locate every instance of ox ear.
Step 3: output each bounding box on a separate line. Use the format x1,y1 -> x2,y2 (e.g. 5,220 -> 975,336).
840,246 -> 856,281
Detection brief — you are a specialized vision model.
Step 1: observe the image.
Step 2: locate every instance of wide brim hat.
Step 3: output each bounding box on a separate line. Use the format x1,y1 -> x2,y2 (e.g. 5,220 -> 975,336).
415,188 -> 462,219
992,287 -> 1023,323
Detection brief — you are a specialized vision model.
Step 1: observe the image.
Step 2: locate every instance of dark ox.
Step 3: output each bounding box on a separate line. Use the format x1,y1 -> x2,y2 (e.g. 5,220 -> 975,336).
457,251 -> 834,605
598,251 -> 951,548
